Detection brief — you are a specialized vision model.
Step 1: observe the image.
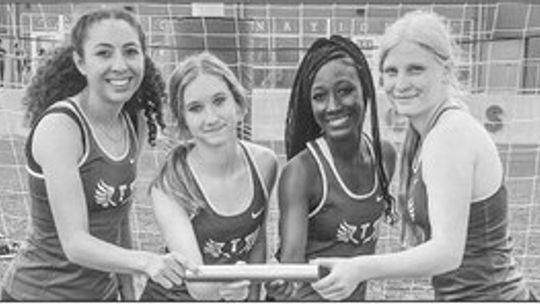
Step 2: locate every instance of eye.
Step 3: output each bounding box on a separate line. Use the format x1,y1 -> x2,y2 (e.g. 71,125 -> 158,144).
311,91 -> 326,103
337,86 -> 354,97
383,66 -> 397,77
213,95 -> 226,106
186,103 -> 203,113
125,47 -> 140,57
408,64 -> 426,75
96,49 -> 112,58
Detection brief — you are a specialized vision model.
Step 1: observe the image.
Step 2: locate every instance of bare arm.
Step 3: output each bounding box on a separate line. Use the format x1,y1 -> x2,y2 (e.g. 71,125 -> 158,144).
277,156 -> 313,264
151,186 -> 224,300
245,144 -> 279,300
357,127 -> 472,277
34,114 -> 188,288
312,121 -> 474,299
117,215 -> 136,300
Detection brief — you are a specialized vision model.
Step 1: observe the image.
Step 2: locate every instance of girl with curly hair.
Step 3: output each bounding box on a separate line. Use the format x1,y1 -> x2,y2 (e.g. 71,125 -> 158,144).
1,8 -> 195,301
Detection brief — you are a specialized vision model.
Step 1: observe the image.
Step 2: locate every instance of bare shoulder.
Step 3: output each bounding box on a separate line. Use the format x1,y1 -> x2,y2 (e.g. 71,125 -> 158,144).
423,109 -> 497,169
241,141 -> 280,191
33,112 -> 84,164
425,110 -> 488,150
280,149 -> 317,185
241,140 -> 279,169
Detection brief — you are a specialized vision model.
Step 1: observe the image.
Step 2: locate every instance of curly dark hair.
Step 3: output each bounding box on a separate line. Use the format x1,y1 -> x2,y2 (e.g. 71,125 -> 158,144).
284,34 -> 396,224
23,8 -> 165,146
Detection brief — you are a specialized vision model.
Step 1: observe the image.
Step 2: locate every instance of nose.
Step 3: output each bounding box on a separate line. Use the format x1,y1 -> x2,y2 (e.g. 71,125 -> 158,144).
394,73 -> 411,92
111,52 -> 128,71
203,105 -> 220,124
327,93 -> 340,111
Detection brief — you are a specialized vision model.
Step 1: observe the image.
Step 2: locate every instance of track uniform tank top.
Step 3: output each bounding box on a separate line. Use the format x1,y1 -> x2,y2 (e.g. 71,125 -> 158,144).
406,108 -> 530,301
292,135 -> 385,301
140,141 -> 268,301
2,99 -> 138,300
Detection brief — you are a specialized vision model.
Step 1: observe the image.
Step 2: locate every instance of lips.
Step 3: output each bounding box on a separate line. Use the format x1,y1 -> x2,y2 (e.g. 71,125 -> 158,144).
204,124 -> 226,133
107,78 -> 131,89
326,112 -> 350,127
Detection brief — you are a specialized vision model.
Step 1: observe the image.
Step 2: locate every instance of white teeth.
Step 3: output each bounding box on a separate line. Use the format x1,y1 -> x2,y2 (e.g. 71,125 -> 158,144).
109,79 -> 129,86
328,116 -> 348,126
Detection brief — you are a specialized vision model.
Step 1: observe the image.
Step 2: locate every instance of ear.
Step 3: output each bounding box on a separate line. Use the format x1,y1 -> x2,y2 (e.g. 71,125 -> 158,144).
441,61 -> 452,85
72,50 -> 86,77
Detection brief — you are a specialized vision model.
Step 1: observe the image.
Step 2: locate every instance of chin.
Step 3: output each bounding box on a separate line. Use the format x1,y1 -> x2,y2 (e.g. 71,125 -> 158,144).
325,127 -> 356,140
393,105 -> 418,117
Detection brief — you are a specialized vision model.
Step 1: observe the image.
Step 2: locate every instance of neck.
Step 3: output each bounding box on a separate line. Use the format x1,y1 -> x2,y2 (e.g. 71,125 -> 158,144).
325,132 -> 363,162
78,89 -> 124,126
190,140 -> 242,178
409,99 -> 450,139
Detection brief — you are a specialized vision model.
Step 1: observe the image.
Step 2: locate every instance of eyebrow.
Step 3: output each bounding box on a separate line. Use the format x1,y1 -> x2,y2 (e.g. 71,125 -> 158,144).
185,91 -> 227,105
93,41 -> 141,48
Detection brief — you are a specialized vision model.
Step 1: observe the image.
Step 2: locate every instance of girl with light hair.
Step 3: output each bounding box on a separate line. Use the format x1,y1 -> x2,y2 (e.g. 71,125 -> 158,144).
139,52 -> 278,301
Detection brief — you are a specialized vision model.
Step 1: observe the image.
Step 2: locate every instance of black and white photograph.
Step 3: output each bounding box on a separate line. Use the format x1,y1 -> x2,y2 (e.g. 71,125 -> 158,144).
0,0 -> 538,301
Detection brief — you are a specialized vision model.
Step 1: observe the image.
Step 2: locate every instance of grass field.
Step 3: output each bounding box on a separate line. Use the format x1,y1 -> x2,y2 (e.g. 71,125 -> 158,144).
0,95 -> 539,300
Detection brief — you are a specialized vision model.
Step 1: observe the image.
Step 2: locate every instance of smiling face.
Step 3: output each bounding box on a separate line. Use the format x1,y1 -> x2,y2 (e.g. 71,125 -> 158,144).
381,41 -> 449,119
310,57 -> 365,141
74,18 -> 144,106
182,73 -> 242,146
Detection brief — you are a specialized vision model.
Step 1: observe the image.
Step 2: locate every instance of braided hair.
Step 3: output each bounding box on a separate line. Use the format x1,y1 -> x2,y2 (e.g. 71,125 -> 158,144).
23,8 -> 165,146
285,34 -> 396,224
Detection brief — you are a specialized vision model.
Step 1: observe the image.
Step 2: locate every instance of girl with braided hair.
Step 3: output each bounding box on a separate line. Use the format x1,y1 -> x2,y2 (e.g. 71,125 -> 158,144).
265,35 -> 396,301
310,11 -> 534,301
1,8 -> 196,301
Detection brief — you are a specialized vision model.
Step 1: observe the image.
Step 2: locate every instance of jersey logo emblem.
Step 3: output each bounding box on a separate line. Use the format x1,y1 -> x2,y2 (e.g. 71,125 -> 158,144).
95,179 -> 117,207
336,221 -> 360,244
251,208 -> 264,219
94,180 -> 133,208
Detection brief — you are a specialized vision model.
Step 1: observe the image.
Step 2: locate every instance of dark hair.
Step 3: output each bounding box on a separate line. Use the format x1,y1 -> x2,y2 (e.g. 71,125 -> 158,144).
23,8 -> 165,146
285,34 -> 396,224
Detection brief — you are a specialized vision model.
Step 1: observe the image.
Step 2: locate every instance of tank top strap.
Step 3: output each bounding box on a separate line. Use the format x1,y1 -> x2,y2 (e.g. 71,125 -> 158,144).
306,140 -> 328,218
122,110 -> 140,157
412,104 -> 462,169
26,100 -> 87,175
426,104 -> 462,135
314,136 -> 379,200
66,99 -> 138,161
238,141 -> 267,201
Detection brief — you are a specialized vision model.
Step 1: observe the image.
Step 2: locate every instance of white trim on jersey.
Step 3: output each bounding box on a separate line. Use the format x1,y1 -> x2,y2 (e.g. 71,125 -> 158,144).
188,143 -> 254,217
240,140 -> 270,201
306,142 -> 327,219
72,101 -> 130,162
315,136 -> 378,200
25,100 -> 90,179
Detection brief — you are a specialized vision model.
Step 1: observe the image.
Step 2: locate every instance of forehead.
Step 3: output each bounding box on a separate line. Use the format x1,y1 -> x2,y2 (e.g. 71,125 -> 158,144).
312,59 -> 360,87
184,73 -> 230,102
84,19 -> 140,47
383,41 -> 439,67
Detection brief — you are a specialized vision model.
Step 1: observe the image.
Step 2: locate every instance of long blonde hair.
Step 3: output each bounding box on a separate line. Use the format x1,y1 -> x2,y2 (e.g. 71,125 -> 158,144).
378,10 -> 468,246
